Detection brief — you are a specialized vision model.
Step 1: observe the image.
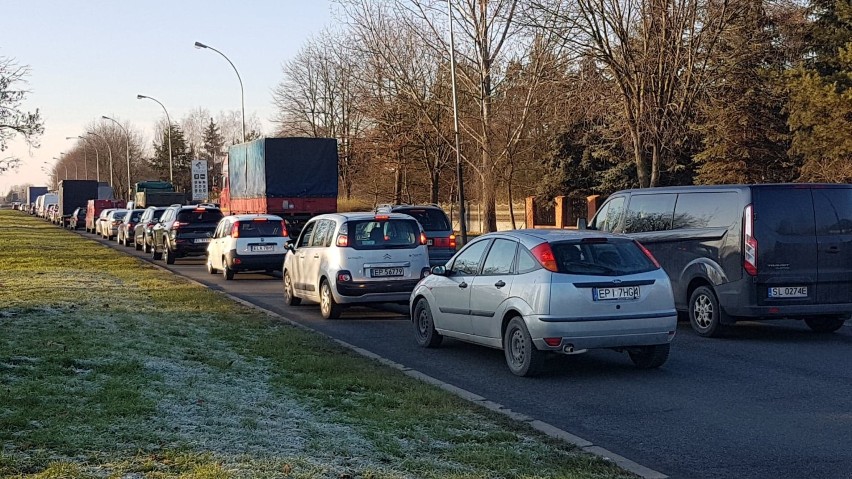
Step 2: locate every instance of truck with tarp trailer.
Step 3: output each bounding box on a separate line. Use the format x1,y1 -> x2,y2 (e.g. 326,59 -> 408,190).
86,198 -> 126,233
133,180 -> 185,208
221,137 -> 338,236
26,186 -> 48,211
58,180 -> 99,227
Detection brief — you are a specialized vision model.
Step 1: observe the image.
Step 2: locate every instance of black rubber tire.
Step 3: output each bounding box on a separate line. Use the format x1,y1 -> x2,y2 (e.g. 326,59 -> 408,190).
152,241 -> 162,260
804,316 -> 845,333
413,298 -> 442,347
222,258 -> 234,280
319,280 -> 342,319
134,238 -> 142,251
629,343 -> 671,369
144,239 -> 151,254
503,317 -> 544,377
689,286 -> 726,338
164,245 -> 176,265
283,271 -> 301,305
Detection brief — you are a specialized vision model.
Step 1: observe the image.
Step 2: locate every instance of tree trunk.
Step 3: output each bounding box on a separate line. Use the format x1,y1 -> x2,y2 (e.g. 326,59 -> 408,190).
631,126 -> 651,188
430,167 -> 440,204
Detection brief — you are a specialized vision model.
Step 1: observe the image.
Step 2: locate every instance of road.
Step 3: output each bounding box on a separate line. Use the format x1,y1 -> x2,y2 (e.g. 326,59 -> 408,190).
88,230 -> 852,479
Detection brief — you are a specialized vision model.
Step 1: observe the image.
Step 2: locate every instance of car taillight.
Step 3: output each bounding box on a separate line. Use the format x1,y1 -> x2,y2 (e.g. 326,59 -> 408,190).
337,270 -> 352,282
531,243 -> 559,272
634,240 -> 661,268
336,234 -> 348,247
449,234 -> 456,249
420,232 -> 428,245
280,220 -> 288,237
744,204 -> 757,276
231,221 -> 241,238
171,221 -> 184,231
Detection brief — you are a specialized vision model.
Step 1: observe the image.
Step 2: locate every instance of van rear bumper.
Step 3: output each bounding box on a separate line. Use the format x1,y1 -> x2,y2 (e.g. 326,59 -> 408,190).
723,303 -> 852,320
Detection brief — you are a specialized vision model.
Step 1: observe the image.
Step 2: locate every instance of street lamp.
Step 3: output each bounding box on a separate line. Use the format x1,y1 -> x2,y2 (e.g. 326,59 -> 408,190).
447,0 -> 467,243
102,116 -> 132,201
194,41 -> 246,142
66,136 -> 89,180
53,154 -> 67,179
137,94 -> 173,184
88,131 -> 113,191
78,135 -> 101,182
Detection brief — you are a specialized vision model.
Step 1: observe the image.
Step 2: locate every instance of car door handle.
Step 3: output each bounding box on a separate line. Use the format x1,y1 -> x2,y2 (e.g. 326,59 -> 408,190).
313,254 -> 320,258
494,280 -> 506,288
827,246 -> 840,253
458,281 -> 468,289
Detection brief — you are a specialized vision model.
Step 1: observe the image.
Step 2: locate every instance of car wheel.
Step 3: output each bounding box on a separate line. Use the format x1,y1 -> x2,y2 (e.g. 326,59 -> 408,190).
689,286 -> 726,338
222,258 -> 234,280
413,298 -> 442,348
118,233 -> 124,246
164,245 -> 176,265
283,271 -> 301,305
152,241 -> 162,260
144,239 -> 151,254
628,343 -> 671,369
206,255 -> 217,275
135,238 -> 142,251
804,316 -> 845,333
319,280 -> 342,319
503,316 -> 544,377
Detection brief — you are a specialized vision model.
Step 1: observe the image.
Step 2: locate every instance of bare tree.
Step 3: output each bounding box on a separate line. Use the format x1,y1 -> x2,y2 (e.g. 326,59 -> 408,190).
1,56 -> 44,174
533,0 -> 737,188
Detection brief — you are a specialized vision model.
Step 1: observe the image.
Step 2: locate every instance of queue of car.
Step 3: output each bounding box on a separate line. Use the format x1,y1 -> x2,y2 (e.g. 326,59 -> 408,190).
27,185 -> 850,377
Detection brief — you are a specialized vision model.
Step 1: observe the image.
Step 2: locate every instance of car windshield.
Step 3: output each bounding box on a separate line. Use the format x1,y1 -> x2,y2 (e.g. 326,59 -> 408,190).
113,211 -> 127,220
177,209 -> 223,224
550,239 -> 657,276
350,219 -> 420,249
394,208 -> 451,232
237,219 -> 284,237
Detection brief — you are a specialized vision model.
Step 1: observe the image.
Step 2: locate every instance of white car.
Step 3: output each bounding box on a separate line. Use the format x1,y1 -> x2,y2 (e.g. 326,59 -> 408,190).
206,214 -> 290,280
283,212 -> 431,319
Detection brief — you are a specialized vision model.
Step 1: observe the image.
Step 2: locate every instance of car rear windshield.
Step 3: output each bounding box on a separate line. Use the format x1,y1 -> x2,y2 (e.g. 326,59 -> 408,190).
394,208 -> 451,232
550,239 -> 657,276
237,220 -> 284,238
129,211 -> 144,222
350,219 -> 420,249
113,211 -> 127,220
177,209 -> 223,224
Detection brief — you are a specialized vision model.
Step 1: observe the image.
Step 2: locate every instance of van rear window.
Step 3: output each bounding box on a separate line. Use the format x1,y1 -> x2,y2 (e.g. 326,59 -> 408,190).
550,239 -> 657,276
393,208 -> 451,232
177,209 -> 223,224
754,188 -> 815,236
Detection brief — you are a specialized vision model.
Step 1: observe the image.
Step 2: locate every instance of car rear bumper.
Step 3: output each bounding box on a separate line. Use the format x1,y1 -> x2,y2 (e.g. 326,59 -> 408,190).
171,241 -> 210,257
529,312 -> 678,350
335,279 -> 421,302
225,251 -> 285,272
723,303 -> 852,320
427,248 -> 455,266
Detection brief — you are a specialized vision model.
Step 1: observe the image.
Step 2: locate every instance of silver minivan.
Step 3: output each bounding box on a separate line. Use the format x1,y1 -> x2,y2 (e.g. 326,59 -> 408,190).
283,212 -> 431,318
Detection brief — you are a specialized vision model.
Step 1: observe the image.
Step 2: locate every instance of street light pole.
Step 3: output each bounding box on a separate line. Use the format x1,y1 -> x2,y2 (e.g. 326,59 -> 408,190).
194,41 -> 246,142
448,0 -> 468,244
88,131 -> 113,191
137,94 -> 174,184
78,135 -> 100,182
65,136 -> 86,179
102,116 -> 132,201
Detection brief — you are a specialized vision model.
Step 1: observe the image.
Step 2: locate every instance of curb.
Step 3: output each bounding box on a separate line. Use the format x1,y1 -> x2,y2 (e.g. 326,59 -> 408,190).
95,232 -> 668,479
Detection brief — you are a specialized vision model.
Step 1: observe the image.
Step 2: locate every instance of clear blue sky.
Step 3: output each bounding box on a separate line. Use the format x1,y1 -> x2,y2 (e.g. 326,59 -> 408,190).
1,0 -> 336,195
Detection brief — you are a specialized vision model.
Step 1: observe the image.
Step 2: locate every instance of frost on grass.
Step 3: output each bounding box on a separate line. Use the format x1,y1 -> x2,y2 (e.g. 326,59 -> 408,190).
140,318 -> 380,472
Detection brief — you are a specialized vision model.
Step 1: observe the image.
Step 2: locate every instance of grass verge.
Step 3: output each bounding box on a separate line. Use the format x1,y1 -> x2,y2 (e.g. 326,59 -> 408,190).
0,210 -> 634,478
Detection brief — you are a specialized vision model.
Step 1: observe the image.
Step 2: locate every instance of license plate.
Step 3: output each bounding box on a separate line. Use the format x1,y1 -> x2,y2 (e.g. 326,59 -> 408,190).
593,286 -> 640,301
371,267 -> 404,278
194,238 -> 211,243
250,244 -> 274,252
768,286 -> 807,298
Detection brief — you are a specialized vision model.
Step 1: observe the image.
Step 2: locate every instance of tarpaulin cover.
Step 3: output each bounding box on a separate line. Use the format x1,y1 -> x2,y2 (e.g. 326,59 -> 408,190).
228,137 -> 339,199
26,186 -> 48,204
59,180 -> 99,215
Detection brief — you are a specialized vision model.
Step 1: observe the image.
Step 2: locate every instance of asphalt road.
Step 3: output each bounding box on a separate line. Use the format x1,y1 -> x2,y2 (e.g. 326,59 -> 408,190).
87,230 -> 852,479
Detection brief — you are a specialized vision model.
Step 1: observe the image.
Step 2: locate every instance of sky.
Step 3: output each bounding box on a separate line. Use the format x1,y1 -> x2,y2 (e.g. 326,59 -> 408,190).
1,0 -> 337,196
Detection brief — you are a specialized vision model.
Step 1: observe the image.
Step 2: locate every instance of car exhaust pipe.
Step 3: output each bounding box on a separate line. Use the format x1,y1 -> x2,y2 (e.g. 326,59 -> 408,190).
563,344 -> 588,355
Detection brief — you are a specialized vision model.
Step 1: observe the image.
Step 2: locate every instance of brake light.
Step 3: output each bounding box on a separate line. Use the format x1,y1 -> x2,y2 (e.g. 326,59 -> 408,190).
543,337 -> 562,347
171,221 -> 184,231
531,243 -> 559,272
336,234 -> 349,247
194,208 -> 206,213
420,232 -> 428,245
375,214 -> 389,220
634,240 -> 661,268
337,271 -> 352,282
744,204 -> 757,276
449,234 -> 456,249
252,217 -> 268,221
280,220 -> 288,237
231,221 -> 241,238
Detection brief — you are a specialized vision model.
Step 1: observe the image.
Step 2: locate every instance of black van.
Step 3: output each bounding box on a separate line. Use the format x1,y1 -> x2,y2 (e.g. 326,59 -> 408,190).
586,184 -> 852,337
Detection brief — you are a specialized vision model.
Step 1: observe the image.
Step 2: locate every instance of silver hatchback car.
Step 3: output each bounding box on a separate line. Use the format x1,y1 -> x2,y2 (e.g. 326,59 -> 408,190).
283,212 -> 431,319
410,229 -> 677,376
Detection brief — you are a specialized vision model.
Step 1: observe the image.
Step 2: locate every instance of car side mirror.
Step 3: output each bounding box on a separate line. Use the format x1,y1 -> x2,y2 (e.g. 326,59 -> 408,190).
285,243 -> 296,252
431,265 -> 446,276
577,218 -> 588,230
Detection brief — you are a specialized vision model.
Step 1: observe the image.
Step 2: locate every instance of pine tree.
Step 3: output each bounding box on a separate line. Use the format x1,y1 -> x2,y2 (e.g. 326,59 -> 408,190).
787,0 -> 852,182
150,123 -> 193,192
201,119 -> 225,190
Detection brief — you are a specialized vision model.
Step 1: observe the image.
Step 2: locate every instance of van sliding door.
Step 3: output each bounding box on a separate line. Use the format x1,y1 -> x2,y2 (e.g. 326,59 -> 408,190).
812,187 -> 852,304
